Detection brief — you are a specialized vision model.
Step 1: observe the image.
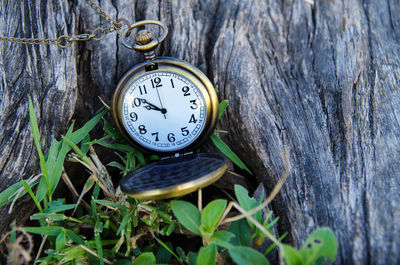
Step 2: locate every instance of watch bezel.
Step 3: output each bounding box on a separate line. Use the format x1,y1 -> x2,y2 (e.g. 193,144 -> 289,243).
111,57 -> 219,155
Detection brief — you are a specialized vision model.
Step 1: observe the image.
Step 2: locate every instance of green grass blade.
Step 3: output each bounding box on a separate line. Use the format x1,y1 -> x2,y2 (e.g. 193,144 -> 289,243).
30,213 -> 65,221
20,180 -> 43,213
107,161 -> 125,171
0,182 -> 22,208
218,100 -> 229,120
116,208 -> 135,235
265,232 -> 288,255
36,139 -> 61,202
86,135 -> 112,145
210,134 -> 252,174
66,229 -> 85,245
81,134 -> 91,155
49,123 -> 74,194
23,226 -> 63,236
94,199 -> 128,210
45,139 -> 60,179
29,97 -> 51,201
94,141 -> 136,153
56,230 -> 67,251
71,109 -> 107,143
95,219 -> 105,265
154,236 -> 183,265
44,203 -> 76,213
62,136 -> 91,165
10,221 -> 16,243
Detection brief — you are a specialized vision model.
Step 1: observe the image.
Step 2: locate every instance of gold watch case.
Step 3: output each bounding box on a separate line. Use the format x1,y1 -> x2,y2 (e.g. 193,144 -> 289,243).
112,20 -> 227,200
111,56 -> 219,155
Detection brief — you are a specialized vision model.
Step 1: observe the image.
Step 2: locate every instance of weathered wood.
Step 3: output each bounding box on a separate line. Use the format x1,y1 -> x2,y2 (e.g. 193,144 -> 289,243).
0,0 -> 399,264
0,0 -> 77,233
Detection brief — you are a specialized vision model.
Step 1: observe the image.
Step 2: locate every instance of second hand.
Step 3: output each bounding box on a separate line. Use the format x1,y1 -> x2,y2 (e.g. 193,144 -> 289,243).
154,86 -> 166,119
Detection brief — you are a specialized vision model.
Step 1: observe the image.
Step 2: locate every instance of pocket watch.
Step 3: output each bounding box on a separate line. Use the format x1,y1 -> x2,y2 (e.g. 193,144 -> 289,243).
111,20 -> 228,200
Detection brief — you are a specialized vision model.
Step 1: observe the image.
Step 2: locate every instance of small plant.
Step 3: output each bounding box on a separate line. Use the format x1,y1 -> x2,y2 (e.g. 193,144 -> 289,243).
0,97 -> 338,265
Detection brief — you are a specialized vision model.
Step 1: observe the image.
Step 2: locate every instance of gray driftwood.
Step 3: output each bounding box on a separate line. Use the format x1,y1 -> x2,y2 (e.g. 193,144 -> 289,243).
1,0 -> 399,264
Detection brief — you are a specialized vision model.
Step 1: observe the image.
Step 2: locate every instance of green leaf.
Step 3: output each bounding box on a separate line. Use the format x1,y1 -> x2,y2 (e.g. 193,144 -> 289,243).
57,245 -> 86,264
113,260 -> 132,265
156,241 -> 173,264
45,138 -> 61,186
166,224 -> 175,236
56,230 -> 67,251
91,195 -> 99,217
107,161 -> 125,171
171,200 -> 201,235
63,136 -> 91,165
94,141 -> 136,153
66,229 -> 85,245
103,118 -> 122,140
20,180 -> 43,213
81,134 -> 91,154
133,252 -> 156,265
45,203 -> 76,213
234,185 -> 262,227
264,216 -> 279,230
197,244 -> 217,265
0,182 -> 22,208
30,213 -> 65,221
176,246 -> 186,261
299,227 -> 338,264
10,221 -> 16,244
265,232 -> 288,255
201,199 -> 226,234
154,237 -> 182,264
188,252 -> 197,265
135,151 -> 146,166
283,245 -> 303,265
228,246 -> 270,265
210,231 -> 235,249
49,123 -> 75,195
95,222 -> 105,265
218,100 -> 229,120
210,134 -> 252,174
71,109 -> 107,143
117,208 -> 135,235
24,226 -> 63,236
230,219 -> 251,247
94,199 -> 128,210
29,96 -> 51,200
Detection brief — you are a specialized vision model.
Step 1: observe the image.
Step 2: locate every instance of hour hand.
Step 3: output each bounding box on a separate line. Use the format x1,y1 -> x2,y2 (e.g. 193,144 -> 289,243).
139,99 -> 167,114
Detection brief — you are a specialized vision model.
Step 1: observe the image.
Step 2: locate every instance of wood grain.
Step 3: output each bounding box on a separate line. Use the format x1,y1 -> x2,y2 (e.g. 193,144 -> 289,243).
0,0 -> 399,264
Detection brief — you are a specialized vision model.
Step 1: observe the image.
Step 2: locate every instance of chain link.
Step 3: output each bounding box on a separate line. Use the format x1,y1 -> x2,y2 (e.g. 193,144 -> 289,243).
0,0 -> 125,48
0,36 -> 59,46
84,0 -> 121,28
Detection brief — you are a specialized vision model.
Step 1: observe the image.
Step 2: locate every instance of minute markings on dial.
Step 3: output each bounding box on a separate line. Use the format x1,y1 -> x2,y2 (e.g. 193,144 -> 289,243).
122,71 -> 207,152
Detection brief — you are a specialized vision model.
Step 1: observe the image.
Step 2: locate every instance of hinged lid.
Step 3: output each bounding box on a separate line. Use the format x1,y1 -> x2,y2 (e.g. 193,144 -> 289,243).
120,153 -> 228,200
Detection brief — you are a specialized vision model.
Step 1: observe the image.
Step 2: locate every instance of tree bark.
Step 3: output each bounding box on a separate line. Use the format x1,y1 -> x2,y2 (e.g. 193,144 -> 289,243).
1,0 -> 399,264
0,0 -> 78,233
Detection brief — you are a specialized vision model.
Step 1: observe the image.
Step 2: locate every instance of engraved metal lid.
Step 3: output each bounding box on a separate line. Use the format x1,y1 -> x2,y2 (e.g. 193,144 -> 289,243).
120,153 -> 228,200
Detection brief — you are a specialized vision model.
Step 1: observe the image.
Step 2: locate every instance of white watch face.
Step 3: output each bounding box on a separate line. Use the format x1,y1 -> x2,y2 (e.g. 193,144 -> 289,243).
121,71 -> 207,152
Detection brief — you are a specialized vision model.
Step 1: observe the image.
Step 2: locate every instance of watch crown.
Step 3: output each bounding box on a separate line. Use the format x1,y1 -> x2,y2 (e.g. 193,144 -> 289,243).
135,30 -> 153,45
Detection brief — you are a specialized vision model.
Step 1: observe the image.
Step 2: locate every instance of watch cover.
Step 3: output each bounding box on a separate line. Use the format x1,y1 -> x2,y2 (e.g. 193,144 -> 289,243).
120,153 -> 228,200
